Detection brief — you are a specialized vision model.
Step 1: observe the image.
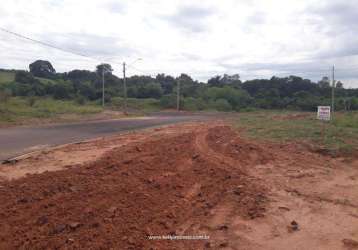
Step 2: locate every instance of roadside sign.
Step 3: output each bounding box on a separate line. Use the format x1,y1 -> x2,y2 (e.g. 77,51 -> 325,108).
317,106 -> 331,121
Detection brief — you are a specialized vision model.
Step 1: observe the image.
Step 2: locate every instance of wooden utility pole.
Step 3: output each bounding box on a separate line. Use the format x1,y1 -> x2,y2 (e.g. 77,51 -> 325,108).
123,62 -> 127,114
102,65 -> 105,107
176,79 -> 180,111
331,65 -> 335,120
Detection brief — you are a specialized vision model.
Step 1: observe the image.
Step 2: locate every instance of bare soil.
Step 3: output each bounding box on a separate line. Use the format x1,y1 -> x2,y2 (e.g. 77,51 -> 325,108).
0,121 -> 357,249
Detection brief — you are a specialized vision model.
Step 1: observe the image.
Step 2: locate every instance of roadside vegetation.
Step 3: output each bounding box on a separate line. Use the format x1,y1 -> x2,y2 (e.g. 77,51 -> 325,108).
0,96 -> 102,126
1,60 -> 358,126
235,111 -> 358,156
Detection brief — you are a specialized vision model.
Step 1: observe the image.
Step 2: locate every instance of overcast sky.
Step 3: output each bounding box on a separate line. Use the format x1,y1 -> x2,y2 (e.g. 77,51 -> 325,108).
1,0 -> 358,87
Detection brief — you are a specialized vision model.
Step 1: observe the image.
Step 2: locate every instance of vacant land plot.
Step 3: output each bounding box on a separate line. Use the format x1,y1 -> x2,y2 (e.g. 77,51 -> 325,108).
0,113 -> 357,249
235,111 -> 358,156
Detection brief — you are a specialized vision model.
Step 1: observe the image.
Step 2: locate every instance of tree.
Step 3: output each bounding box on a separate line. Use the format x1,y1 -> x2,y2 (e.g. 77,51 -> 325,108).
15,71 -> 37,84
208,74 -> 241,87
318,76 -> 330,88
137,82 -> 163,98
96,64 -> 113,76
29,60 -> 56,78
48,80 -> 74,99
336,81 -> 343,88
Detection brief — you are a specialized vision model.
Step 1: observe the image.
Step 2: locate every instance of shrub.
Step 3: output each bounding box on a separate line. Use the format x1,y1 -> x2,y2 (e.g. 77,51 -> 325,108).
75,95 -> 86,105
28,96 -> 37,107
160,94 -> 177,109
0,89 -> 11,103
211,99 -> 232,111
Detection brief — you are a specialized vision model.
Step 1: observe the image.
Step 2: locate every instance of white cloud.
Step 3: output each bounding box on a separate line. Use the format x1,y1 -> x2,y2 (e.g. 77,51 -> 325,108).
0,0 -> 358,87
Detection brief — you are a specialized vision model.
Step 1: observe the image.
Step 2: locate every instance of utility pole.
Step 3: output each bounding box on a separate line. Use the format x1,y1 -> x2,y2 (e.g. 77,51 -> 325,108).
102,65 -> 105,107
331,65 -> 335,120
123,62 -> 127,114
176,79 -> 180,111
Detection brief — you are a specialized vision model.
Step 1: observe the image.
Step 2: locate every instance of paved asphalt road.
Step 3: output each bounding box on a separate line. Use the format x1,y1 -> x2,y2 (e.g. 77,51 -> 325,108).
0,114 -> 207,161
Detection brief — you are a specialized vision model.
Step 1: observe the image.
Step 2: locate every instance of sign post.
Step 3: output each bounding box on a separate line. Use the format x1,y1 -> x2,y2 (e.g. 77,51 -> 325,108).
317,106 -> 331,144
317,106 -> 331,121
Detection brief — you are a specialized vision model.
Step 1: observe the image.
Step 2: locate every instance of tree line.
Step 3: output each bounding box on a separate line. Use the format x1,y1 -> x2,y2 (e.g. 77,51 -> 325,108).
1,60 -> 358,111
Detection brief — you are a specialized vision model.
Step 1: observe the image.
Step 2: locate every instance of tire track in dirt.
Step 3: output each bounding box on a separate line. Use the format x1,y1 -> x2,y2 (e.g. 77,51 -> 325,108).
194,126 -> 244,171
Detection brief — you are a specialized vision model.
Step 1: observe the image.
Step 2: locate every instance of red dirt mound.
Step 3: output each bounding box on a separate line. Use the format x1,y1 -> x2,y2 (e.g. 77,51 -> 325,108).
0,125 -> 267,249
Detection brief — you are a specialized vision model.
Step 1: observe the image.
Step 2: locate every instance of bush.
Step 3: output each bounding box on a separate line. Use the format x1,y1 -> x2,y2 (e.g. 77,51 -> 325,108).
160,94 -> 177,109
15,71 -> 36,84
48,80 -> 74,99
28,96 -> 37,107
183,97 -> 206,111
137,82 -> 163,99
75,95 -> 86,105
204,86 -> 252,110
0,89 -> 11,103
210,99 -> 232,111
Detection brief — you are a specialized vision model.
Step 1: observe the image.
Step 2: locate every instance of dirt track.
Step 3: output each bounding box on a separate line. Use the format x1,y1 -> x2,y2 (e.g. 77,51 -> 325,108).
0,122 -> 357,249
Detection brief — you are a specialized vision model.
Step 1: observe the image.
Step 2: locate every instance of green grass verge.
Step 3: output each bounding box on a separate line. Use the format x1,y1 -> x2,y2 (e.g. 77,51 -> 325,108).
0,71 -> 15,84
0,97 -> 102,124
110,97 -> 161,112
234,110 -> 358,155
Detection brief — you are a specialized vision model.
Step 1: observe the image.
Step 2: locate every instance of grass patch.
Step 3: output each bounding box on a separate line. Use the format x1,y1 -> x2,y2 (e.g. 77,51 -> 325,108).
110,97 -> 161,112
234,110 -> 358,156
0,71 -> 15,84
0,97 -> 102,125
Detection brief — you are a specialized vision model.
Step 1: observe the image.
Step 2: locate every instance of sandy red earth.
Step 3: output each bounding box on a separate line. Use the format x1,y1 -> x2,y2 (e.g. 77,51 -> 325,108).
0,121 -> 357,249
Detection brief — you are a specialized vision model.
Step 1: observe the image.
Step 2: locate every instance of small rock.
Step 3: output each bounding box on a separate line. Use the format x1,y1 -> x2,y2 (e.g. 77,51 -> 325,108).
68,222 -> 81,230
233,185 -> 244,195
135,146 -> 141,152
18,197 -> 28,203
107,206 -> 118,213
2,159 -> 18,165
218,224 -> 229,231
51,224 -> 66,234
192,154 -> 200,159
66,238 -> 75,243
288,220 -> 299,232
219,242 -> 228,248
123,159 -> 133,164
278,206 -> 290,211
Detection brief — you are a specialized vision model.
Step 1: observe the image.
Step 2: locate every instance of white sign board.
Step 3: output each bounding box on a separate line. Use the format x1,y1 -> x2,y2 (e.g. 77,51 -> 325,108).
317,106 -> 331,121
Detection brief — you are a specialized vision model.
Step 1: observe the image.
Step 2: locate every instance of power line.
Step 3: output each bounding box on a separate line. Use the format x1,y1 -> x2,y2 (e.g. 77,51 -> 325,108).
0,27 -> 102,62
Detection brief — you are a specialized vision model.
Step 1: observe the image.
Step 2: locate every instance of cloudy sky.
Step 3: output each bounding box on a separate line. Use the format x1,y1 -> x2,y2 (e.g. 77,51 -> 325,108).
1,0 -> 358,87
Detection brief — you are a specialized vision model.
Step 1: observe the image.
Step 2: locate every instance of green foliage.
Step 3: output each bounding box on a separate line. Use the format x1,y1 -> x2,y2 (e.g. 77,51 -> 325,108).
48,80 -> 74,99
137,82 -> 163,99
96,64 -> 113,76
204,86 -> 251,110
0,89 -> 11,103
27,96 -> 37,107
160,94 -> 177,109
111,97 -> 160,111
210,98 -> 232,111
0,97 -> 102,124
182,97 -> 206,111
75,95 -> 86,105
29,60 -> 56,78
0,71 -> 15,84
15,71 -> 37,84
2,61 -> 358,113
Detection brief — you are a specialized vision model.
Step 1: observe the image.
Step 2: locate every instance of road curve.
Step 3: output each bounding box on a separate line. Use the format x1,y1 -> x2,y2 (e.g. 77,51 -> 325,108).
0,114 -> 207,161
